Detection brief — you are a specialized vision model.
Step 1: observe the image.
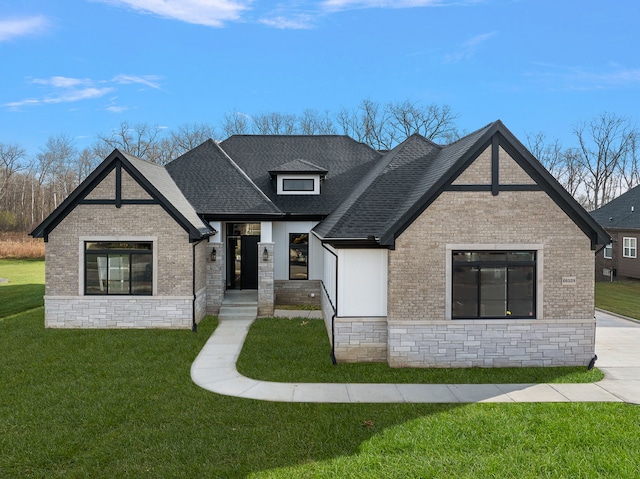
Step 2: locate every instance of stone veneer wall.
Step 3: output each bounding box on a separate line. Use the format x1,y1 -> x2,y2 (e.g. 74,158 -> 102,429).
258,242 -> 274,316
388,319 -> 595,367
333,317 -> 388,363
45,296 -> 193,328
206,242 -> 224,314
386,146 -> 596,367
274,280 -> 321,306
44,167 -> 198,328
194,240 -> 208,323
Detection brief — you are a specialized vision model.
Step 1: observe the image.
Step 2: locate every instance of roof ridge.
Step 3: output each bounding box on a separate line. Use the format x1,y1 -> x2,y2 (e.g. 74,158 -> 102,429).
215,141 -> 282,214
444,121 -> 497,147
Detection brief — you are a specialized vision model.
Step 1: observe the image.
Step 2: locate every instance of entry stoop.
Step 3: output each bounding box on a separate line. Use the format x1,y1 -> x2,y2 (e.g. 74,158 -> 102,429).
220,291 -> 258,320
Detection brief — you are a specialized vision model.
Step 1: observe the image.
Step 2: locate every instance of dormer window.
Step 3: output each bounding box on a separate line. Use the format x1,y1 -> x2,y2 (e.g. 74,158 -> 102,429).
283,178 -> 314,192
269,159 -> 328,196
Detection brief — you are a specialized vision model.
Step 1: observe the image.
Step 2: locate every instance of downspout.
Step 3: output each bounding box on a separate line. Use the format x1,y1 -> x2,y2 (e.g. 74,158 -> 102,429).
191,240 -> 200,333
321,242 -> 339,365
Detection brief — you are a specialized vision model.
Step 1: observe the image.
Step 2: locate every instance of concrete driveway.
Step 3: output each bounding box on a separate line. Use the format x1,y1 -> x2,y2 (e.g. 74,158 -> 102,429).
593,310 -> 640,403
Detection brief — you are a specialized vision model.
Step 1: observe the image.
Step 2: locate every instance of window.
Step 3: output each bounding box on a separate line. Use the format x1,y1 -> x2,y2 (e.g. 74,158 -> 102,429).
277,175 -> 320,195
85,242 -> 152,295
623,237 -> 637,258
603,243 -> 613,259
289,233 -> 308,280
282,178 -> 314,192
452,251 -> 536,319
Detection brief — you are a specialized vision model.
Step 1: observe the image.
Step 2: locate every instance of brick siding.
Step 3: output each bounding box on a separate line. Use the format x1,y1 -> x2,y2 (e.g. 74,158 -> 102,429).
44,167 -> 198,328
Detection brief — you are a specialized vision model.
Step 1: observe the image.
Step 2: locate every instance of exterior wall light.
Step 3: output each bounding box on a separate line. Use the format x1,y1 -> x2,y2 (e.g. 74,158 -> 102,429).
211,247 -> 217,262
263,247 -> 269,262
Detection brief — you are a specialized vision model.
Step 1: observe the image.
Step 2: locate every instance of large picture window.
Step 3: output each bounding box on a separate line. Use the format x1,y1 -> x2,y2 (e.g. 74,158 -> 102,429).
289,233 -> 308,280
452,251 -> 536,319
623,237 -> 637,258
85,242 -> 152,295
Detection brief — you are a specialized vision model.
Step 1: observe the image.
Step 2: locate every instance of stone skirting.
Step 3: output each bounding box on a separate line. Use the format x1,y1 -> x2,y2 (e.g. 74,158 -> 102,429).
195,286 -> 207,323
333,317 -> 388,363
387,319 -> 596,368
258,242 -> 274,316
44,296 -> 194,329
275,280 -> 321,306
206,242 -> 224,315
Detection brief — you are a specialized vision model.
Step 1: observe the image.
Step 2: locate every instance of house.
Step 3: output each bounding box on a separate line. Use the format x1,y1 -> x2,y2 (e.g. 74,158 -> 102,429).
31,120 -> 609,368
591,184 -> 640,281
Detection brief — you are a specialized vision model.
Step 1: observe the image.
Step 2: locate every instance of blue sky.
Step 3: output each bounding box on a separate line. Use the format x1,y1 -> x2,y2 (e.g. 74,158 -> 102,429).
1,0 -> 639,156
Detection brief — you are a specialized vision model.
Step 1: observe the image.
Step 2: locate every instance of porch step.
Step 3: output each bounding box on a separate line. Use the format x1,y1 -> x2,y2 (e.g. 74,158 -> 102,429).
219,305 -> 258,319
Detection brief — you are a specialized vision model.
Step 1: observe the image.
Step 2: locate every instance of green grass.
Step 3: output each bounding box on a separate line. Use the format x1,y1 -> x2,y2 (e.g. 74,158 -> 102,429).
237,317 -> 604,384
596,279 -> 640,320
1,258 -> 639,478
0,259 -> 45,317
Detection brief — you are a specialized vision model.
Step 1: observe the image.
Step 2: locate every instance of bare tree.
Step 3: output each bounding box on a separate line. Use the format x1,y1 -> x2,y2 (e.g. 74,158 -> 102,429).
574,112 -> 635,209
221,111 -> 250,137
96,121 -> 162,161
299,109 -> 336,135
252,112 -> 297,135
0,142 -> 26,202
170,122 -> 217,153
337,99 -> 459,150
337,99 -> 392,149
389,100 -> 459,143
617,131 -> 640,191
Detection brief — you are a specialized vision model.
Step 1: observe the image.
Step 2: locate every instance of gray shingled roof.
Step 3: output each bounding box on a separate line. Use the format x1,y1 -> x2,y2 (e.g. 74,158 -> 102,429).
315,123 -> 494,242
268,159 -> 328,175
166,139 -> 282,216
591,184 -> 640,230
120,152 -> 213,236
219,135 -> 381,216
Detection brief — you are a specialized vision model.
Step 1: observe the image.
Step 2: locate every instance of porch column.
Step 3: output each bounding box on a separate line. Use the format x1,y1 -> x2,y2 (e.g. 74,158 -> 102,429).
206,241 -> 224,315
258,242 -> 274,316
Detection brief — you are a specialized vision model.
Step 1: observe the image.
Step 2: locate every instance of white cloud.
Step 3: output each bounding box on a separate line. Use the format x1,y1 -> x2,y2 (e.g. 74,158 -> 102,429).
95,0 -> 252,27
112,74 -> 163,89
0,15 -> 49,41
524,63 -> 640,91
444,31 -> 496,63
32,76 -> 93,88
105,105 -> 129,113
259,14 -> 314,30
3,74 -> 162,110
321,0 -> 449,13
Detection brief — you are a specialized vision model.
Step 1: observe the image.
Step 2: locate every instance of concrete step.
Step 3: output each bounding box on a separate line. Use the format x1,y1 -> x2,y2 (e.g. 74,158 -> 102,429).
219,305 -> 258,318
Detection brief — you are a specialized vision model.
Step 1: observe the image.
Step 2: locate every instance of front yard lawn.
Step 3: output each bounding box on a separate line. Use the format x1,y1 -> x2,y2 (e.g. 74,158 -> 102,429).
596,279 -> 640,320
2,259 -> 639,478
237,317 -> 603,384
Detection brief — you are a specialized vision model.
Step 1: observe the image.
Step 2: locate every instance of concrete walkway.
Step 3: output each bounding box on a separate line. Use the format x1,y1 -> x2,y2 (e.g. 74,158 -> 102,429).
191,307 -> 640,404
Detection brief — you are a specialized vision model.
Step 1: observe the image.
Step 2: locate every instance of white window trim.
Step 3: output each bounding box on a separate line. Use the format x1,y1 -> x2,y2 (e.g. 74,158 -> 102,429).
79,236 -> 158,296
603,243 -> 613,259
276,174 -> 320,195
445,243 -> 544,320
623,237 -> 637,258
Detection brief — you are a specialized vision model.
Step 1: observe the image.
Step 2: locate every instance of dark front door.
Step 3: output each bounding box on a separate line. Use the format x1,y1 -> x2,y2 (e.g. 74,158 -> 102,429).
227,235 -> 259,290
241,235 -> 259,289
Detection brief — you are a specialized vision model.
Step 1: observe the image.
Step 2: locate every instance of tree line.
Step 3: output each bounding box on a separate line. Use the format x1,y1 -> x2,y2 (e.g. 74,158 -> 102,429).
0,99 -> 638,233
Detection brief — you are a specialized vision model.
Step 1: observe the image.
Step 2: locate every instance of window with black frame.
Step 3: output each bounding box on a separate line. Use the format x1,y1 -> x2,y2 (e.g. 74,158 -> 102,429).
452,251 -> 536,319
289,233 -> 308,280
85,242 -> 152,295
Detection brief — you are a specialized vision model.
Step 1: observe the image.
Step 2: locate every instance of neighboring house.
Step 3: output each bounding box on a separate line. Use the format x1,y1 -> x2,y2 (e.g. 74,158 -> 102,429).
32,120 -> 609,368
591,184 -> 640,281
